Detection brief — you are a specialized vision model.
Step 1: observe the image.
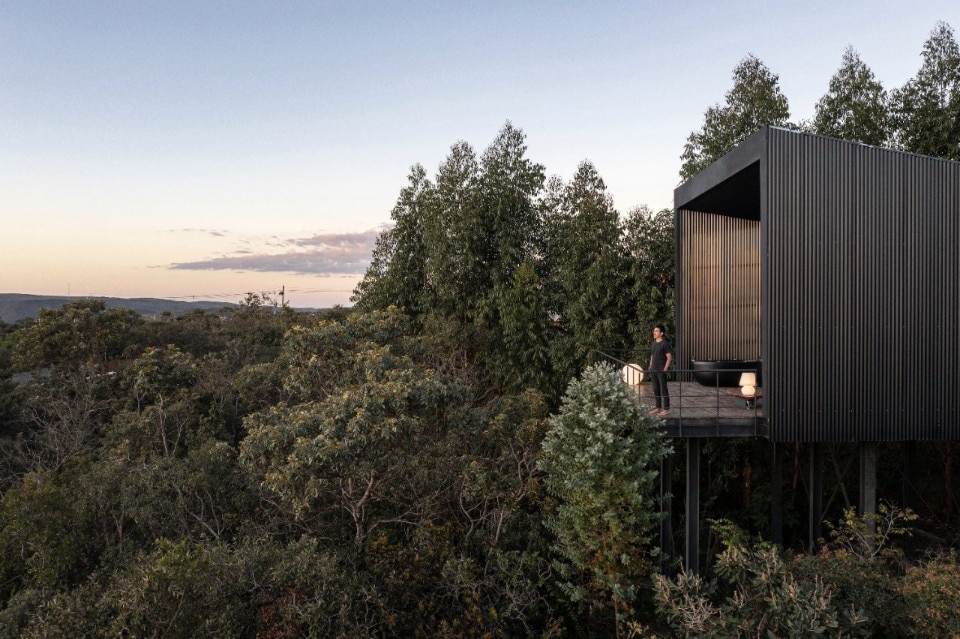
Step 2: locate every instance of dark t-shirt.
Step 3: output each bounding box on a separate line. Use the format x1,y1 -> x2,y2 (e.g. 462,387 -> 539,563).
650,339 -> 672,372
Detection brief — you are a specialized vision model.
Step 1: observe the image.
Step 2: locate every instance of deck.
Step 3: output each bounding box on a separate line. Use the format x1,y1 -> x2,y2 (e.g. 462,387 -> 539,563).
628,380 -> 769,438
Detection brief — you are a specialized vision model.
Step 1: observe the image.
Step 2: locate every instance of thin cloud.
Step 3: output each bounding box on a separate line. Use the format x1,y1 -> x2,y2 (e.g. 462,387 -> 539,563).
167,228 -> 231,238
169,228 -> 383,276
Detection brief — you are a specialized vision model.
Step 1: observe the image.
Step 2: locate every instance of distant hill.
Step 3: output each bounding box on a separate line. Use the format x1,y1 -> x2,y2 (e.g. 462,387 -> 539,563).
0,293 -> 238,323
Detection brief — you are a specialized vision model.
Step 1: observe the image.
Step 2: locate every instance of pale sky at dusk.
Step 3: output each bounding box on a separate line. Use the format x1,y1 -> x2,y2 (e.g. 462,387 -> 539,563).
2,1 -> 957,308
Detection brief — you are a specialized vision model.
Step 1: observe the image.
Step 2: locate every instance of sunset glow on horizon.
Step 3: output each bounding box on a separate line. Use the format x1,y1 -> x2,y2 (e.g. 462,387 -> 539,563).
3,1 -> 957,308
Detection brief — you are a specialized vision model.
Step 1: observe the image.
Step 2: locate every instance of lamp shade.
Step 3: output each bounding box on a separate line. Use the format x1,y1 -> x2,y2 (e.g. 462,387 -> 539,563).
739,371 -> 757,398
622,363 -> 644,387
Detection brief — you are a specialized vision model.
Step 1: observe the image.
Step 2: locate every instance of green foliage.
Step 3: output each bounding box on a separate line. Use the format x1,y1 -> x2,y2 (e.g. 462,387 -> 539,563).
891,21 -> 960,160
425,140 -> 481,319
539,363 -> 670,636
488,262 -> 554,393
813,47 -> 890,145
119,441 -> 248,544
823,502 -> 917,562
0,469 -> 92,597
653,520 -> 869,638
791,506 -> 946,639
353,124 -> 673,403
353,164 -> 433,314
11,300 -> 143,372
10,91 -> 960,634
240,308 -> 466,546
364,522 -> 555,638
10,538 -> 380,639
900,552 -> 960,638
474,121 -> 547,292
680,55 -> 791,180
4,366 -> 115,479
459,389 -> 552,551
622,206 -> 675,347
545,162 -> 632,385
0,322 -> 20,433
790,550 -> 906,638
105,345 -> 203,459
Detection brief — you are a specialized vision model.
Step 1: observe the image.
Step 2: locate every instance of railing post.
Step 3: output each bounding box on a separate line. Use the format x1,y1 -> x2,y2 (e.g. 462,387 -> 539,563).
685,438 -> 700,573
771,442 -> 783,545
660,452 -> 673,571
809,443 -> 823,552
859,441 -> 878,536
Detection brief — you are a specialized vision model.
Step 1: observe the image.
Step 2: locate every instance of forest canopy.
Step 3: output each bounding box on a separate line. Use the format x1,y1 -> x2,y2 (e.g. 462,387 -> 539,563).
2,20 -> 960,638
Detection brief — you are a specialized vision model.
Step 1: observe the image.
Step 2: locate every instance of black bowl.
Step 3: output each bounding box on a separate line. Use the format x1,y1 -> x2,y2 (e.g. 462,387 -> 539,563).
690,359 -> 762,387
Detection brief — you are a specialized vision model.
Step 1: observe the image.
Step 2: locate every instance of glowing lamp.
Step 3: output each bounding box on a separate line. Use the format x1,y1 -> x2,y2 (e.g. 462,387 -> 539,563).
622,363 -> 644,389
739,372 -> 757,398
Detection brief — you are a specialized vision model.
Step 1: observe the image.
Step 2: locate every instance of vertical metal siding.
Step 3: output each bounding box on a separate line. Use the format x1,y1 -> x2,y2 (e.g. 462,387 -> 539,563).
678,210 -> 761,367
766,129 -> 960,442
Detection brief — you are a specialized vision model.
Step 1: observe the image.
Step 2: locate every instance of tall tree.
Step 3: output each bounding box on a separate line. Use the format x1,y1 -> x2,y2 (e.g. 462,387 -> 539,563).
353,123 -> 546,326
424,140 -> 480,320
474,122 -> 546,293
488,262 -> 555,393
547,161 -> 631,384
680,55 -> 791,181
622,206 -> 675,349
352,165 -> 434,313
813,47 -> 890,146
890,21 -> 960,160
468,124 -> 548,390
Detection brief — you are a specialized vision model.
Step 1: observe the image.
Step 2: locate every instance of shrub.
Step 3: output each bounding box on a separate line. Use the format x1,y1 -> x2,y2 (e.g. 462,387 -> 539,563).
539,363 -> 671,637
653,520 -> 869,638
790,550 -> 907,638
787,502 -> 917,637
900,552 -> 960,639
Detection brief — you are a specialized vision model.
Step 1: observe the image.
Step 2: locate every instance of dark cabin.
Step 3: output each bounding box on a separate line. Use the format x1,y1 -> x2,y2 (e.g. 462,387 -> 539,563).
671,126 -> 960,568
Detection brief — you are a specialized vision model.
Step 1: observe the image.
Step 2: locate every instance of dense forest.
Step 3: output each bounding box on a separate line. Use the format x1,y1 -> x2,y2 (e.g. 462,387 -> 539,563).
2,21 -> 960,639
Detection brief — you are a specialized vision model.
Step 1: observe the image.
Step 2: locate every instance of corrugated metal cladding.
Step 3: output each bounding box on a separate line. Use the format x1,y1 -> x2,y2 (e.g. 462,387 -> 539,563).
677,210 -> 761,373
765,129 -> 960,442
676,128 -> 960,443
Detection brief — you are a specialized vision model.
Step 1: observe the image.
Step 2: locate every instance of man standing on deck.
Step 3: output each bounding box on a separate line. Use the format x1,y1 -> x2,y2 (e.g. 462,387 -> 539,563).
648,324 -> 672,416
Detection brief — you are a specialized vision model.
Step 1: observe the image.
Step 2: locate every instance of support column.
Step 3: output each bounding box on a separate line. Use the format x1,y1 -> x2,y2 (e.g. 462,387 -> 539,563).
660,452 -> 673,570
809,443 -> 823,552
903,441 -> 916,510
686,438 -> 700,573
771,442 -> 783,546
860,441 -> 878,538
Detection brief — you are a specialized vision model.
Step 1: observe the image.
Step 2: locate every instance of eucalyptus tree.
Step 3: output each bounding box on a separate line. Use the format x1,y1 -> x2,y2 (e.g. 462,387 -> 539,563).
486,261 -> 554,393
352,164 -> 434,314
473,122 -> 547,294
813,46 -> 890,146
424,140 -> 481,321
890,21 -> 960,160
547,161 -> 631,385
622,206 -> 675,348
353,123 -> 546,328
680,55 -> 791,181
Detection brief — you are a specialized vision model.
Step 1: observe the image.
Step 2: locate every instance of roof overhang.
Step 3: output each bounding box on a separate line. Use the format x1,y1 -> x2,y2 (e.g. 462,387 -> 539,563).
674,127 -> 768,220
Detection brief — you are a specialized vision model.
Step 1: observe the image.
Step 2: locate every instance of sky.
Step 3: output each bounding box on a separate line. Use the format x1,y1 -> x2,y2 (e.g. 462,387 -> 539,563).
1,1 -> 957,309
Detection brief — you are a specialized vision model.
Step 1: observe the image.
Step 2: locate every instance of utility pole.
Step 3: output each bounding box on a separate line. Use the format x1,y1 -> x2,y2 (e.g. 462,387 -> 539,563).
280,285 -> 285,308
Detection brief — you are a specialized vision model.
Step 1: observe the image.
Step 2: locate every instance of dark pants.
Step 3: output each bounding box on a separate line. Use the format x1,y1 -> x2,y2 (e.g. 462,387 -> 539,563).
651,371 -> 669,409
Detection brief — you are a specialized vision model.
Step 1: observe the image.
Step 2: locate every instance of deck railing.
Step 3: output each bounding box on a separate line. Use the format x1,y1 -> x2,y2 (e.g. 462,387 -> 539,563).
595,350 -> 768,438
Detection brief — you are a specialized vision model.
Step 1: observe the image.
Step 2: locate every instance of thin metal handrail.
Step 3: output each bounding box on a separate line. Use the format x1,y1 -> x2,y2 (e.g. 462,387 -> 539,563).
594,350 -> 764,429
